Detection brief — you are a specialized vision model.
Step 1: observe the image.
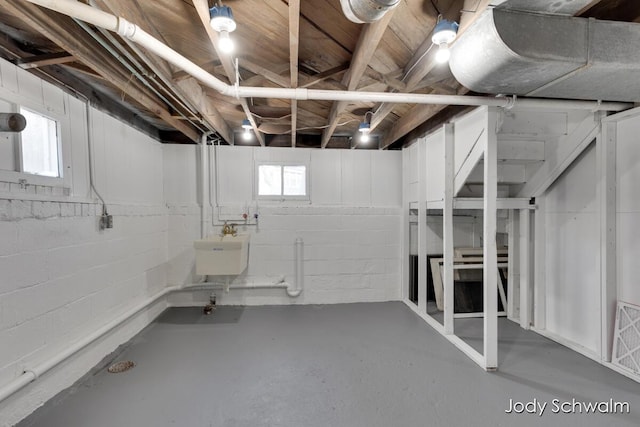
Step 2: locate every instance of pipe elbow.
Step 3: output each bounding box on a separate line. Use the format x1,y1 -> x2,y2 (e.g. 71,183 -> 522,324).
285,284 -> 302,298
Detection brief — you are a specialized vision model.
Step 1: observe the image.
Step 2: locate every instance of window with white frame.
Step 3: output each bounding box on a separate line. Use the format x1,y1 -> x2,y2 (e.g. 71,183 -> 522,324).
19,107 -> 61,178
257,163 -> 308,199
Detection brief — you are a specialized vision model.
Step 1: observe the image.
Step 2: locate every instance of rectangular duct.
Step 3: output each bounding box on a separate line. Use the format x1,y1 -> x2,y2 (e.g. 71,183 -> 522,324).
450,9 -> 640,102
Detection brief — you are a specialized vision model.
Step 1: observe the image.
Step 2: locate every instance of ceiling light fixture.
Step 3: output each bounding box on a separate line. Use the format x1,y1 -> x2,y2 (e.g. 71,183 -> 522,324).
241,119 -> 253,141
432,19 -> 459,64
209,3 -> 236,54
358,121 -> 371,143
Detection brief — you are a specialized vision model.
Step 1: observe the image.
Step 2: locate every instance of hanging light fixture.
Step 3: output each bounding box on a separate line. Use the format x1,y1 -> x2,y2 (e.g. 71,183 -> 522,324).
210,3 -> 237,54
431,19 -> 459,64
241,119 -> 253,141
358,121 -> 371,143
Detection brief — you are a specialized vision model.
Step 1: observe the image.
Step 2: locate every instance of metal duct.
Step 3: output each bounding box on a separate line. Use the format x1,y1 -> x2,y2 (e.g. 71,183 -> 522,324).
339,0 -> 399,24
450,9 -> 640,102
0,113 -> 26,132
495,0 -> 597,16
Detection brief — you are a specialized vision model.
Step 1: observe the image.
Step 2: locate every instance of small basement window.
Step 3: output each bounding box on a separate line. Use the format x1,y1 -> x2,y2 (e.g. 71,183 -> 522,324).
257,163 -> 308,200
19,107 -> 61,178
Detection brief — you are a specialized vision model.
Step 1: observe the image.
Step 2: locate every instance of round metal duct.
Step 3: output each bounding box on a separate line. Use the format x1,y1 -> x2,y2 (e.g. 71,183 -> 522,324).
339,0 -> 400,24
0,113 -> 26,132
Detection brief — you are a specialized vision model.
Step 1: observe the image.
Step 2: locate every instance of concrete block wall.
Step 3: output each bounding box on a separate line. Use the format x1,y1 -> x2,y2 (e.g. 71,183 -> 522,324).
163,144 -> 203,286
169,145 -> 404,306
0,58 -> 169,426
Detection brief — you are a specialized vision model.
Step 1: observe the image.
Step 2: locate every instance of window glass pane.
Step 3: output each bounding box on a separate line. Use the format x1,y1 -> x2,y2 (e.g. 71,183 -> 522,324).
283,166 -> 306,196
258,165 -> 282,195
20,108 -> 60,177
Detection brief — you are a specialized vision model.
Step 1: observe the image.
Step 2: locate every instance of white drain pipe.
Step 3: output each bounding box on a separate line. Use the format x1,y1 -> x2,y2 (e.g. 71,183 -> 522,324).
0,236 -> 304,403
0,285 -> 181,404
0,237 -> 303,403
200,133 -> 208,239
283,238 -> 304,297
22,0 -> 630,112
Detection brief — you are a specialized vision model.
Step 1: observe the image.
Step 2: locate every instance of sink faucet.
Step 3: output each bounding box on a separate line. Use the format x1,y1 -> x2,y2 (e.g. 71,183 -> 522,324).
222,222 -> 237,236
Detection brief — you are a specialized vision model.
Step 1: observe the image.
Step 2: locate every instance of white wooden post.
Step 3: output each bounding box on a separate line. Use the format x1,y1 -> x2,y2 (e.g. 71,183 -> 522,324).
484,108 -> 499,370
507,209 -> 519,321
418,138 -> 428,313
599,121 -> 617,362
533,196 -> 546,330
519,208 -> 531,330
443,124 -> 455,334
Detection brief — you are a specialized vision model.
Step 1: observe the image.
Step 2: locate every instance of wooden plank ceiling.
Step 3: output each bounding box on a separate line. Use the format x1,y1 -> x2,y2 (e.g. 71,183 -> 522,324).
0,0 -> 638,147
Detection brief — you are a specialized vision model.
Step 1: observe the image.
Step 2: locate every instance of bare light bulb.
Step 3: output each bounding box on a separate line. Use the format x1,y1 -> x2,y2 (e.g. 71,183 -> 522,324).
435,43 -> 451,63
218,30 -> 234,54
360,133 -> 370,143
242,130 -> 252,141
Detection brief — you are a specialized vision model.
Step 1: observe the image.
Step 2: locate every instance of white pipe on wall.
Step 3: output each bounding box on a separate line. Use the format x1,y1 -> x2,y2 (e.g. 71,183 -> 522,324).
0,236 -> 306,403
0,285 -> 181,404
22,0 -> 631,113
200,133 -> 208,239
283,238 -> 304,297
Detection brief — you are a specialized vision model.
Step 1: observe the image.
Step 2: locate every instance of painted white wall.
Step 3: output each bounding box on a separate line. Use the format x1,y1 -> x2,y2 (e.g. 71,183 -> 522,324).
616,118 -> 640,305
163,144 -> 203,286
543,143 -> 600,353
0,59 -> 169,426
168,145 -> 404,306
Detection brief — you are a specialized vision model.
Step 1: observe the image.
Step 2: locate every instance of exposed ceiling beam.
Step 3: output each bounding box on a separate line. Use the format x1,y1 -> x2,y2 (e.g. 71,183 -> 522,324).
299,63 -> 349,88
289,0 -> 300,147
171,59 -> 221,82
3,0 -> 200,142
241,63 -> 290,87
320,10 -> 395,148
16,51 -> 74,69
240,59 -> 290,88
97,0 -> 232,143
192,0 -> 264,146
370,0 -> 465,132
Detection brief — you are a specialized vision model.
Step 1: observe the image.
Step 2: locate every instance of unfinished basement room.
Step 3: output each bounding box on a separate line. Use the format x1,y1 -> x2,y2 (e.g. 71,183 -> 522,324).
1,0 -> 640,426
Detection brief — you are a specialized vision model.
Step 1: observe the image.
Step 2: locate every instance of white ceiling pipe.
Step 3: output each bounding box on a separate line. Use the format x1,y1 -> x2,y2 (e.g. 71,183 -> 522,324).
23,0 -> 631,113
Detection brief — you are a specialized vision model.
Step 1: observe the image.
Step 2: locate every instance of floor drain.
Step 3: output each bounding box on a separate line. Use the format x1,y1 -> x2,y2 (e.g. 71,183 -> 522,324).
107,361 -> 135,373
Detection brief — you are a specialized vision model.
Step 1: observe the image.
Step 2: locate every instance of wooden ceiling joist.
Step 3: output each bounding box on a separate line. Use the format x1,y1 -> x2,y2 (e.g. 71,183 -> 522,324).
192,0 -> 264,146
299,63 -> 349,88
3,0 -> 200,142
16,51 -> 74,69
320,10 -> 395,148
289,0 -> 300,147
96,0 -> 232,143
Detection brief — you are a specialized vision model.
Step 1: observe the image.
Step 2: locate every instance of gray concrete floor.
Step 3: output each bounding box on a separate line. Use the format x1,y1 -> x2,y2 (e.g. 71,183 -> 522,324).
18,302 -> 640,427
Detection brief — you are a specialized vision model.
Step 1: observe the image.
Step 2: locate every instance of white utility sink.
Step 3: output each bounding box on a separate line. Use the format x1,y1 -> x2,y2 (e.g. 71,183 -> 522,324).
194,234 -> 250,275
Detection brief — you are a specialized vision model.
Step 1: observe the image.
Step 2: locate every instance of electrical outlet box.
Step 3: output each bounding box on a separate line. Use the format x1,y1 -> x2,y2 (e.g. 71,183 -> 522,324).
100,214 -> 114,230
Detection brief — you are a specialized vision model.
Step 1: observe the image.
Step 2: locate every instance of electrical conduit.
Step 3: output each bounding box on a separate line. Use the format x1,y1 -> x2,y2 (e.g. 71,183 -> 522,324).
21,0 -> 631,112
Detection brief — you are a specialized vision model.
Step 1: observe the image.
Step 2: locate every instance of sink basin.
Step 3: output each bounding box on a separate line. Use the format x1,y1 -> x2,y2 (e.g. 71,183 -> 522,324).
194,234 -> 250,275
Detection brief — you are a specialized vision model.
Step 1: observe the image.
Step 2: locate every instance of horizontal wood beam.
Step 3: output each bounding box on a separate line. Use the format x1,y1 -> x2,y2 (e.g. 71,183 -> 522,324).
320,11 -> 395,148
16,51 -> 74,69
98,0 -> 232,142
299,63 -> 349,88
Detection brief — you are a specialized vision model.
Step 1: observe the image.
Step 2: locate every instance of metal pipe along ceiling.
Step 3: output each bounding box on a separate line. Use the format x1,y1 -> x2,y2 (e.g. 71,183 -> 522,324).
23,0 -> 631,115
